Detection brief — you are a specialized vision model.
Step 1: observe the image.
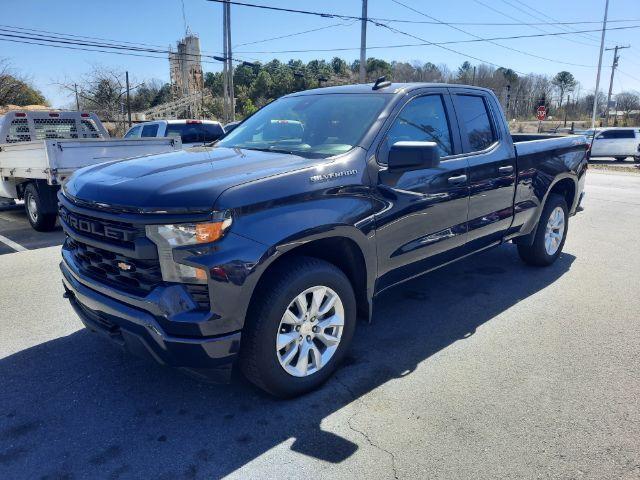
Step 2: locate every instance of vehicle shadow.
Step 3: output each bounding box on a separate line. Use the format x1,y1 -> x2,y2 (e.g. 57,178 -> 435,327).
0,245 -> 575,479
0,204 -> 64,253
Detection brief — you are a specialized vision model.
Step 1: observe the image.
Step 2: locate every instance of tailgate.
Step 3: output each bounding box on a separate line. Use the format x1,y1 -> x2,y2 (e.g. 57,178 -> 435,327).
47,138 -> 183,181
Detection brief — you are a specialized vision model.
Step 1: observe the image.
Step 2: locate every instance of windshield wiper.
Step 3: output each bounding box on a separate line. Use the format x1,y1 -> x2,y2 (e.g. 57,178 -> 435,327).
240,146 -> 300,155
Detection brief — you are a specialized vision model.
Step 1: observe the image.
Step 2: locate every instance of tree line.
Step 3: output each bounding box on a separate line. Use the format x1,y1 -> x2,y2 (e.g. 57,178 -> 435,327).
2,56 -> 639,127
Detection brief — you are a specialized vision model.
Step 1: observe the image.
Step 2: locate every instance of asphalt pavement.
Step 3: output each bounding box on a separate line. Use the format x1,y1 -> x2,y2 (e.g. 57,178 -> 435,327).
0,170 -> 639,479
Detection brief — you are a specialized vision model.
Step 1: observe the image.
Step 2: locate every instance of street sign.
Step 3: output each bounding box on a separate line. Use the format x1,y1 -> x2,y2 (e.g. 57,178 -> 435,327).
536,106 -> 547,121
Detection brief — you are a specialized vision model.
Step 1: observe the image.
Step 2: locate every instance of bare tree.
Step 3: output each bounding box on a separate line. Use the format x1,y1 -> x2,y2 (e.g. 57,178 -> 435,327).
58,66 -> 143,135
614,91 -> 640,126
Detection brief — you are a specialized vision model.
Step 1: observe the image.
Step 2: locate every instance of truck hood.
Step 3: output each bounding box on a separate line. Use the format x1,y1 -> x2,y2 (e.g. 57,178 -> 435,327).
64,147 -> 312,213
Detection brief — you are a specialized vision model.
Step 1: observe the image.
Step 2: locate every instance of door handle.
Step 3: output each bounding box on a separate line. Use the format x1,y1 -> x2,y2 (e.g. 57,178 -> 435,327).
498,165 -> 514,175
447,174 -> 467,185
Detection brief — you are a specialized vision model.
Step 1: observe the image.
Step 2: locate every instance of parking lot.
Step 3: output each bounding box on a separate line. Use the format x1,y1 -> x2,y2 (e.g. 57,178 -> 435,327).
0,170 -> 639,479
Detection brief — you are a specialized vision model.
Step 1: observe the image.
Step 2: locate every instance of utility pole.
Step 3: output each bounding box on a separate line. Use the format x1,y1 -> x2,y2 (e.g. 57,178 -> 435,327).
125,71 -> 132,128
591,0 -> 609,129
604,44 -> 630,126
226,0 -> 234,121
222,1 -> 229,123
359,0 -> 367,83
74,83 -> 80,111
472,66 -> 476,86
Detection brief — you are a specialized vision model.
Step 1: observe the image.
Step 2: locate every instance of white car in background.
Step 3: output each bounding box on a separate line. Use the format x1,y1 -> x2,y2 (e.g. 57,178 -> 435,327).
588,127 -> 640,162
124,119 -> 225,147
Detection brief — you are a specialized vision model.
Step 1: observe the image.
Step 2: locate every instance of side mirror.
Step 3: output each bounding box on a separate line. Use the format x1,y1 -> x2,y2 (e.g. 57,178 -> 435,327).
388,141 -> 440,171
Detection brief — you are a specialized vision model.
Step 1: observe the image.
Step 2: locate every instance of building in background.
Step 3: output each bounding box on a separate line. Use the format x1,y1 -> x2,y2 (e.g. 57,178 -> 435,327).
169,33 -> 204,99
143,33 -> 209,120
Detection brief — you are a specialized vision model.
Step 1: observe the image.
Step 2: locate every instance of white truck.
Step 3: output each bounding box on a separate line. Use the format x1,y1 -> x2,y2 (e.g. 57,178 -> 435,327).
0,111 -> 182,231
588,127 -> 640,162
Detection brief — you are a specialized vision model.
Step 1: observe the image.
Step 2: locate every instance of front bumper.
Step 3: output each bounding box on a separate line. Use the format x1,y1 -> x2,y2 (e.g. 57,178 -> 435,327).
60,260 -> 241,379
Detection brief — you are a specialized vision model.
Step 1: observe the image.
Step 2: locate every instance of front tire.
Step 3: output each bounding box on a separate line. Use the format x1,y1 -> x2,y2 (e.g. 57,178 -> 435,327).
240,256 -> 356,398
518,193 -> 568,267
615,157 -> 627,162
24,183 -> 57,232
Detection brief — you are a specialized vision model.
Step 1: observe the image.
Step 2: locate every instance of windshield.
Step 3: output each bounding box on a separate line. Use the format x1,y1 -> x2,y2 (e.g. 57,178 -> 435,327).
217,94 -> 388,158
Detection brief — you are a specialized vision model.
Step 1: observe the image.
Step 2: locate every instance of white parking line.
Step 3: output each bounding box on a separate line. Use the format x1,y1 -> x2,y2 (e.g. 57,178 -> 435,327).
0,233 -> 27,252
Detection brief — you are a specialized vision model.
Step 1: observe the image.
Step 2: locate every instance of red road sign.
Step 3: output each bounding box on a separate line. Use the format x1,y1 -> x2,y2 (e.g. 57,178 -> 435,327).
536,106 -> 547,121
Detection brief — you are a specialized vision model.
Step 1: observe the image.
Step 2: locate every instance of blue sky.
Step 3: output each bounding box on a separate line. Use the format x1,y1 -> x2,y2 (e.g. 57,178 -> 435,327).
2,0 -> 639,107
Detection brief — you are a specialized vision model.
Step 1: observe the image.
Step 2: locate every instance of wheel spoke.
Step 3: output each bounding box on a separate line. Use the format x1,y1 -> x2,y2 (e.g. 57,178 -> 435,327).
317,313 -> 344,330
282,309 -> 301,325
292,342 -> 310,376
318,292 -> 337,316
294,294 -> 308,317
280,341 -> 300,366
277,331 -> 299,350
309,287 -> 326,317
309,344 -> 322,370
316,331 -> 340,347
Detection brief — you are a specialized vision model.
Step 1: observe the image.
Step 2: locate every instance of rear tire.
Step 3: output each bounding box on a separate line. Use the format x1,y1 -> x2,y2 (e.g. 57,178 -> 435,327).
24,183 -> 57,232
517,193 -> 568,267
634,156 -> 640,164
615,157 -> 627,162
240,256 -> 356,398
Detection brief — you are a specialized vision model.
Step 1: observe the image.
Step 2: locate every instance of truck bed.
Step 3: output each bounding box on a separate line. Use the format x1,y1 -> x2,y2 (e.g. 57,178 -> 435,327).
0,137 -> 182,185
511,133 -> 588,158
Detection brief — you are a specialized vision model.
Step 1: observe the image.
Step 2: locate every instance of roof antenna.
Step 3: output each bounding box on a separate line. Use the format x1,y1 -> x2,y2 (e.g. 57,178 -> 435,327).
372,76 -> 391,90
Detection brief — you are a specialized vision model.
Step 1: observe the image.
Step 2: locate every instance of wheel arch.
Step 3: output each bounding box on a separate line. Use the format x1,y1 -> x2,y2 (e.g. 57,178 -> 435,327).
514,174 -> 577,247
249,233 -> 373,323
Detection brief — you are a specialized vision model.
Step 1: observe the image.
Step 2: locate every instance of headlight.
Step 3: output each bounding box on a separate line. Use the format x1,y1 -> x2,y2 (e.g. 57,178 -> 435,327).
146,213 -> 232,284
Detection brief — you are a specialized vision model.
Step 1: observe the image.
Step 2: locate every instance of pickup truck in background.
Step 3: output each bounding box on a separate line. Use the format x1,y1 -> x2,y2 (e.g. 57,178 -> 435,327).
0,111 -> 182,231
585,127 -> 640,162
59,82 -> 588,397
123,119 -> 225,147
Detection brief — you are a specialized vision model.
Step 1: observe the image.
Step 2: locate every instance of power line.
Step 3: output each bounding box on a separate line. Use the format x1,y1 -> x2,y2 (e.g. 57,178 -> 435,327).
473,0 -> 596,49
0,28 -> 222,61
497,0 -> 601,48
507,0 -> 607,45
0,23 -> 170,50
0,23 -> 226,57
233,21 -> 356,48
205,0 -> 640,27
235,24 -> 640,60
389,0 -> 598,68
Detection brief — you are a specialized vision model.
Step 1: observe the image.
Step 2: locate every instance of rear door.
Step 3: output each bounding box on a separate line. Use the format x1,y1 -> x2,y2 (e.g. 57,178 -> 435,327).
450,89 -> 517,251
373,89 -> 470,290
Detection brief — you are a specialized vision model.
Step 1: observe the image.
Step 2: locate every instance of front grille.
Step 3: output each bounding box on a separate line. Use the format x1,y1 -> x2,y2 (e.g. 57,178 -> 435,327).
59,205 -> 143,249
67,238 -> 162,296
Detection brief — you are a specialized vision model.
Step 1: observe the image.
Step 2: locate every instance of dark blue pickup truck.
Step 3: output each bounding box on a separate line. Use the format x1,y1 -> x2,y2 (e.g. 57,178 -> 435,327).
59,81 -> 587,397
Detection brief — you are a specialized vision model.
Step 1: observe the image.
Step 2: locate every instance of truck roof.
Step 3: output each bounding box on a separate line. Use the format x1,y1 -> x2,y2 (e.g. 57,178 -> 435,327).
287,82 -> 493,97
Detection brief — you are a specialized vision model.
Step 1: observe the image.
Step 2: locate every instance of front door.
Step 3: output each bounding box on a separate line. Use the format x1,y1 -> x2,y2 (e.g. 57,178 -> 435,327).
373,90 -> 470,291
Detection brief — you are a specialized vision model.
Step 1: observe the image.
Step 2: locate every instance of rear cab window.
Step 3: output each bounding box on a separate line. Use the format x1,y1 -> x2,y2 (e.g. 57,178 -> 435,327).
454,94 -> 498,152
141,124 -> 159,137
165,122 -> 224,143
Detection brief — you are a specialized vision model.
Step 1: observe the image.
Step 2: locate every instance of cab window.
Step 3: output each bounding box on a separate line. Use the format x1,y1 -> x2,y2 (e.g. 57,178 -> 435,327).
381,95 -> 453,163
141,124 -> 159,137
597,129 -> 635,139
456,95 -> 497,152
